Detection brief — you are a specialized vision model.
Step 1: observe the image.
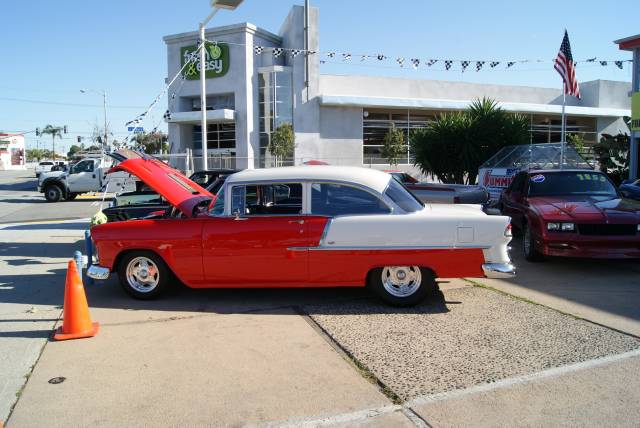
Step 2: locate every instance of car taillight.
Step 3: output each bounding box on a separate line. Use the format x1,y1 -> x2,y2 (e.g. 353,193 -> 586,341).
504,223 -> 512,237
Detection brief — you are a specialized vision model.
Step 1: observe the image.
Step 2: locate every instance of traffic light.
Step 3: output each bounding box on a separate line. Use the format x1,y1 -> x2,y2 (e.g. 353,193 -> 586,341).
35,127 -> 40,136
77,136 -> 82,143
63,125 -> 68,134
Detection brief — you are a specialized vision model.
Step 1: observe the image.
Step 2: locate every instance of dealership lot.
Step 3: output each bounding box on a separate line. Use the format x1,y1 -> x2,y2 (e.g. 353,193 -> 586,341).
2,171 -> 640,427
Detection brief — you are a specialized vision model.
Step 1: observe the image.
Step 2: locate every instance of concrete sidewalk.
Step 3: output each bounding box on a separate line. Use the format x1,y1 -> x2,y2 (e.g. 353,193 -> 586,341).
8,309 -> 393,427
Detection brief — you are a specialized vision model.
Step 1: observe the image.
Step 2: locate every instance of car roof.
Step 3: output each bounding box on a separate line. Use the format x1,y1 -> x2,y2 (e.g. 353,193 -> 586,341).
227,166 -> 392,193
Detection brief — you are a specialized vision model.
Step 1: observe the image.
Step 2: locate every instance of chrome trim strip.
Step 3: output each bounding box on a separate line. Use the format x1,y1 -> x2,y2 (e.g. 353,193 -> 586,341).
287,245 -> 491,251
318,217 -> 333,246
482,262 -> 516,278
87,265 -> 110,280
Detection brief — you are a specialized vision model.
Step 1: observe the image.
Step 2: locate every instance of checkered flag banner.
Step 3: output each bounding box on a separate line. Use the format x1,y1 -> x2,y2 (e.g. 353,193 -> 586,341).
615,61 -> 623,69
396,57 -> 405,67
360,55 -> 369,61
460,60 -> 470,72
475,61 -> 485,72
600,61 -> 608,66
444,60 -> 453,70
427,59 -> 438,67
273,48 -> 283,57
327,51 -> 336,58
586,57 -> 596,62
163,110 -> 171,121
342,53 -> 352,61
377,54 -> 386,61
411,58 -> 420,69
489,61 -> 500,68
254,46 -> 264,55
290,49 -> 302,57
506,61 -> 516,68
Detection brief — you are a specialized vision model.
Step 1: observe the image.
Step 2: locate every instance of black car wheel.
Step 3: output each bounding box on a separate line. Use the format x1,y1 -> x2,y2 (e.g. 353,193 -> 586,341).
368,266 -> 437,306
117,251 -> 171,300
523,223 -> 544,262
44,185 -> 63,202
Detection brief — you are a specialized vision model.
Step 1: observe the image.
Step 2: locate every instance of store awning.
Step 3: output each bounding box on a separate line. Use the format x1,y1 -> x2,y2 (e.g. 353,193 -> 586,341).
318,95 -> 630,118
167,109 -> 235,125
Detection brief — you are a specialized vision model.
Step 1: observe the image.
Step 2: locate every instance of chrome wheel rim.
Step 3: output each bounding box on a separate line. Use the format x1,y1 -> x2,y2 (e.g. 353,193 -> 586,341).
126,257 -> 159,293
381,266 -> 422,297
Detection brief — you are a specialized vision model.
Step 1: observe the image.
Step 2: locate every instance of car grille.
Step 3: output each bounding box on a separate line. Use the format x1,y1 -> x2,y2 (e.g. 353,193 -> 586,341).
577,224 -> 638,236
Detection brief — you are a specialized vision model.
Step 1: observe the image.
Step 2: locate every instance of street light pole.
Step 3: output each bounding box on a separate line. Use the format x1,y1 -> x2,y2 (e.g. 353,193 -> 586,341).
198,0 -> 244,171
80,89 -> 108,152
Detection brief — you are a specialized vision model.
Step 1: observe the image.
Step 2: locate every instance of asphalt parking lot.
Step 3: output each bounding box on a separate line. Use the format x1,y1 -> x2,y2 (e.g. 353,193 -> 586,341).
2,170 -> 640,427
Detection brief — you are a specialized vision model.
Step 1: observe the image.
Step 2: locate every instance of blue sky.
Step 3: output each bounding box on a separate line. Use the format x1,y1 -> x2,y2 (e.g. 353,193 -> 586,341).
1,0 -> 635,153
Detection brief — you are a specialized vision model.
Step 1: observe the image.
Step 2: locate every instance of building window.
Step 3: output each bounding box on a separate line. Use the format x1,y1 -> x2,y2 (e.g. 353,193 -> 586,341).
363,110 -> 431,165
258,69 -> 293,167
191,93 -> 235,111
193,123 -> 236,152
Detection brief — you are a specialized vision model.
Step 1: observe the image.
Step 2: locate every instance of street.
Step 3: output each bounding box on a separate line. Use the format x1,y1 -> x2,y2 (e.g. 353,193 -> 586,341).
1,169 -> 639,427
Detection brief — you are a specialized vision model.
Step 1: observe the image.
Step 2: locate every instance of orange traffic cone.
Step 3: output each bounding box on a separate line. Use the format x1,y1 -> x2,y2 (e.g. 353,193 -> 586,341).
53,260 -> 99,341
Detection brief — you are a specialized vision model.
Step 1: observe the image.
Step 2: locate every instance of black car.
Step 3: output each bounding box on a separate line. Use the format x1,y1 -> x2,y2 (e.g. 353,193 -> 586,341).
102,171 -> 234,222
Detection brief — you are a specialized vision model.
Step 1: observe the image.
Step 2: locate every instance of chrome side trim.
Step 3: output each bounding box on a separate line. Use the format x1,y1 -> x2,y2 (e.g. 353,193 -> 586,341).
482,263 -> 516,278
87,265 -> 110,280
286,245 -> 491,251
318,217 -> 333,246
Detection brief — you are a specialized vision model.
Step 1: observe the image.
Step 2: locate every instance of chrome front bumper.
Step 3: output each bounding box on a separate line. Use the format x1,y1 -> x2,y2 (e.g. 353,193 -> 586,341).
482,263 -> 516,279
87,265 -> 110,280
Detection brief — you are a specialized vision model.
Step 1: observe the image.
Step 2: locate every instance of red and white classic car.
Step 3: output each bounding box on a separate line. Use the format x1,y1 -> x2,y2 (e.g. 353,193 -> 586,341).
88,151 -> 515,306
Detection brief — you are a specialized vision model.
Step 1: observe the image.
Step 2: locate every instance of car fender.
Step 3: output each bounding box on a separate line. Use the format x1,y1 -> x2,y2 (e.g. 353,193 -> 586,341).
40,177 -> 68,194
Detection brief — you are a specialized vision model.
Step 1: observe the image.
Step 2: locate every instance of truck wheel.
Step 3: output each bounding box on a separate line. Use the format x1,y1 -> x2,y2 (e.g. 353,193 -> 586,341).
44,185 -> 63,202
117,251 -> 170,300
523,223 -> 544,262
368,266 -> 437,306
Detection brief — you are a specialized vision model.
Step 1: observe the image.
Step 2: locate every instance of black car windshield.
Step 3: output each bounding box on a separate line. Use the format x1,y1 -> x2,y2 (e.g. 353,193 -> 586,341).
528,172 -> 618,197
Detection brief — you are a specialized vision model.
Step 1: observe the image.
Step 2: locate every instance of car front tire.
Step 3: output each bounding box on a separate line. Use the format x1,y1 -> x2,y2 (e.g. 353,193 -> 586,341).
368,266 -> 437,306
44,185 -> 63,202
523,223 -> 544,262
117,251 -> 171,300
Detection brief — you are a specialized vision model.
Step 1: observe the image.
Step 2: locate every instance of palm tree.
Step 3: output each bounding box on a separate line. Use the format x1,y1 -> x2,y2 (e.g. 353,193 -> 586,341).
41,125 -> 63,160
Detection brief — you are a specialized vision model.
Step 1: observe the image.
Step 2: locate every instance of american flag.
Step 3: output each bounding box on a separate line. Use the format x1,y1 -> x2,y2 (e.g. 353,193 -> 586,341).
554,30 -> 580,99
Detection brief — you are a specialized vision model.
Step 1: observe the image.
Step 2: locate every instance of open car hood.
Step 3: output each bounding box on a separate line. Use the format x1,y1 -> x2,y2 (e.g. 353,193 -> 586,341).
108,150 -> 213,217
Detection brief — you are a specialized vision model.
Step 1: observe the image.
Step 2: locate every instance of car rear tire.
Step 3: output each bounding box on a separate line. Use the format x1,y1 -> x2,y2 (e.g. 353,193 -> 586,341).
117,251 -> 170,300
368,266 -> 437,306
44,185 -> 63,202
523,223 -> 544,262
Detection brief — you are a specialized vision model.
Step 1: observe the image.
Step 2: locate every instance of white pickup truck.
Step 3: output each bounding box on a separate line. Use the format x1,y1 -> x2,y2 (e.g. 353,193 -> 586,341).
37,157 -> 132,202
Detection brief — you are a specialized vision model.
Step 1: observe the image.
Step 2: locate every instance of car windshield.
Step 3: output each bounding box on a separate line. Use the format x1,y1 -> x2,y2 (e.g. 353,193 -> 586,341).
528,172 -> 618,197
384,178 -> 424,213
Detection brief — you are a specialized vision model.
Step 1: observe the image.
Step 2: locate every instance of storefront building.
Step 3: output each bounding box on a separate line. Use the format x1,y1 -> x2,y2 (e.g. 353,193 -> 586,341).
0,133 -> 25,170
164,5 -> 631,171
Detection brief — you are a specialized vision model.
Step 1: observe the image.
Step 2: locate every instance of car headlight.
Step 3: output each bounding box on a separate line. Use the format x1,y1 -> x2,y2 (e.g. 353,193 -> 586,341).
547,222 -> 575,231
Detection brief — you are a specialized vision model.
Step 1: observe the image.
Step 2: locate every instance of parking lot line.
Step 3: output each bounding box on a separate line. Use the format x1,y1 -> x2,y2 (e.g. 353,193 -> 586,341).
405,347 -> 640,407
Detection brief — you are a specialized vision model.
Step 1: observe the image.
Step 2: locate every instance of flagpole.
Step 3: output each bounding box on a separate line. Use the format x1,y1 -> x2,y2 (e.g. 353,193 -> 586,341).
560,90 -> 566,169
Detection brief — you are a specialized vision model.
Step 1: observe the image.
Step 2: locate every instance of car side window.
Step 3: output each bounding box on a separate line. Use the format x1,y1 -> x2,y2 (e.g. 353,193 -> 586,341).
71,160 -> 94,174
231,183 -> 303,216
311,183 -> 391,216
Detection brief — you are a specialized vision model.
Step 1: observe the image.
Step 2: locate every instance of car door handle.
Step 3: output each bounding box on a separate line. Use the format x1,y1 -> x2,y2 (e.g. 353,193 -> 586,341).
289,220 -> 304,224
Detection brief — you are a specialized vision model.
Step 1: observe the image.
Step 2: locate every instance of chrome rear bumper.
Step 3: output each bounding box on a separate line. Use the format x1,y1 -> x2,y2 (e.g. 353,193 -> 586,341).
87,265 -> 110,280
482,263 -> 516,278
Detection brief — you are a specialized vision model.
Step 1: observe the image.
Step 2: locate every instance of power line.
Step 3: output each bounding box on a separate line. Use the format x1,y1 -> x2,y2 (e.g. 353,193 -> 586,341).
0,96 -> 145,109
